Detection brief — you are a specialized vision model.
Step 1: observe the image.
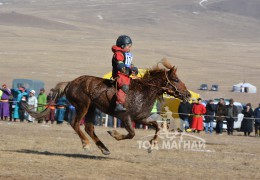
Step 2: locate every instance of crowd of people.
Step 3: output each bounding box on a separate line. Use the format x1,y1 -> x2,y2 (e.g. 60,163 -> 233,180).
1,83 -> 260,137
0,84 -> 70,124
178,97 -> 260,137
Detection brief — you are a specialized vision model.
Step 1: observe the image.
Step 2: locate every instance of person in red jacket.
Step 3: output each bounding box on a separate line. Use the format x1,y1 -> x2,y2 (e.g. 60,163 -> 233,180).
111,35 -> 137,112
191,98 -> 206,133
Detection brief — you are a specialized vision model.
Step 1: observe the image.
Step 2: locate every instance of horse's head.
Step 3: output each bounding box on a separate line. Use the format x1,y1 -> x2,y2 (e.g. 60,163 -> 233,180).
163,66 -> 191,102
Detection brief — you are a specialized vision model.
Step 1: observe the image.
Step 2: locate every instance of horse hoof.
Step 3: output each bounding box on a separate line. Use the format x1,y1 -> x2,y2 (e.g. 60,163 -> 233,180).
101,149 -> 111,155
83,145 -> 92,154
147,147 -> 152,153
107,130 -> 117,137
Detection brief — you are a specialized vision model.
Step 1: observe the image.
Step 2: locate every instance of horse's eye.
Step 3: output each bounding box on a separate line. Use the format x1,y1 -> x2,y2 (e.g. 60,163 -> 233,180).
174,79 -> 179,83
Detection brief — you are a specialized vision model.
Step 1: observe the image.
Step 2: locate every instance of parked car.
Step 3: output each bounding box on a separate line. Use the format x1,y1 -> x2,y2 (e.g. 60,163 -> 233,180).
211,84 -> 219,91
12,78 -> 45,96
199,84 -> 208,90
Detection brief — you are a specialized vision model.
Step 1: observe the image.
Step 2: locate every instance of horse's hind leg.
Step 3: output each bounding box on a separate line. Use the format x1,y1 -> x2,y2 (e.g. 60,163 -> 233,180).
107,115 -> 135,140
70,105 -> 91,151
84,105 -> 110,155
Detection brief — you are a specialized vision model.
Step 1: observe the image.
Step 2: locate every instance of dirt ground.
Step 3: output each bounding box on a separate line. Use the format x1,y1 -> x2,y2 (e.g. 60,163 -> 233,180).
0,120 -> 260,180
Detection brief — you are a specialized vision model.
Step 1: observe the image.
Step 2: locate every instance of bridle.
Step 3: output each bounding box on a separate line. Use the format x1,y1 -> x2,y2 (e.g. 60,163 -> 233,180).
143,69 -> 180,96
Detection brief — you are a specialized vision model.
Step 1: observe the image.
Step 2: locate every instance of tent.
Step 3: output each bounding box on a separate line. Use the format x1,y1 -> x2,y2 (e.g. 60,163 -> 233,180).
232,83 -> 257,93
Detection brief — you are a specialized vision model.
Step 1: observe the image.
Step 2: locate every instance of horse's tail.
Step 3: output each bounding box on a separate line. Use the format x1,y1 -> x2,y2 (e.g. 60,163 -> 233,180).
21,81 -> 70,119
51,81 -> 69,101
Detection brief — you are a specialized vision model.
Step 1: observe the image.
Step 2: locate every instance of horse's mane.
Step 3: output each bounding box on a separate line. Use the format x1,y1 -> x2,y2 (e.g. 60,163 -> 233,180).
141,58 -> 173,80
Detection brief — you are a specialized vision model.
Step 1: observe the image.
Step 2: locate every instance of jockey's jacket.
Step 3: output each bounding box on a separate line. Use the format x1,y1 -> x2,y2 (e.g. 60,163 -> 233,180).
111,45 -> 133,78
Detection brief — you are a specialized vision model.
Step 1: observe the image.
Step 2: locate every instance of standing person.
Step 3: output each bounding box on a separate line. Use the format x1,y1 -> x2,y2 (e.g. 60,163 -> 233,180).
241,103 -> 254,136
13,87 -> 28,122
144,100 -> 161,130
65,103 -> 76,124
226,99 -> 238,135
46,90 -> 55,124
37,88 -> 47,123
253,103 -> 260,137
178,100 -> 191,132
8,90 -> 15,121
111,35 -> 137,112
191,98 -> 206,133
189,98 -> 197,128
215,98 -> 227,135
205,99 -> 216,134
94,108 -> 103,126
0,84 -> 11,120
55,96 -> 67,124
27,90 -> 38,123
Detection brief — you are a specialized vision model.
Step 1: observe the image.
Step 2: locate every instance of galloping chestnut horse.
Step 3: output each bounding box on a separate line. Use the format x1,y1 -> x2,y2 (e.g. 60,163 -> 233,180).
23,58 -> 191,155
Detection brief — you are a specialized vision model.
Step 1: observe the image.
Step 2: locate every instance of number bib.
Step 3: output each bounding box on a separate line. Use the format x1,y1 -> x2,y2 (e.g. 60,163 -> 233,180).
124,52 -> 133,68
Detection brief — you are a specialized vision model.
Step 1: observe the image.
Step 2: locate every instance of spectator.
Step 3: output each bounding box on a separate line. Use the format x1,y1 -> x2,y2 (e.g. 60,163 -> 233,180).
178,100 -> 191,132
226,99 -> 238,135
0,84 -> 11,120
215,98 -> 227,135
37,88 -> 47,123
191,98 -> 206,133
13,87 -> 28,122
205,99 -> 216,134
241,103 -> 254,136
65,104 -> 76,124
8,90 -> 15,121
27,90 -> 38,123
94,108 -> 103,126
117,118 -> 122,128
253,103 -> 260,137
46,90 -> 55,124
146,100 -> 161,130
189,98 -> 197,127
55,96 -> 67,124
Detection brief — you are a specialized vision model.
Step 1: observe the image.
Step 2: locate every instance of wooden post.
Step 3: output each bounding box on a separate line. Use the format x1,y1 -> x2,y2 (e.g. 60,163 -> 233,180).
104,114 -> 108,127
113,117 -> 117,128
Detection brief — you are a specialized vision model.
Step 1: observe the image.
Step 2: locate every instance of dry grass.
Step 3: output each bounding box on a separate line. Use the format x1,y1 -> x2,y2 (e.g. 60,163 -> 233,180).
0,121 -> 260,180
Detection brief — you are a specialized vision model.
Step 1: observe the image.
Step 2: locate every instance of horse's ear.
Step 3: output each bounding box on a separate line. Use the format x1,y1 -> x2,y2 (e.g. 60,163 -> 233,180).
174,67 -> 177,73
171,66 -> 177,74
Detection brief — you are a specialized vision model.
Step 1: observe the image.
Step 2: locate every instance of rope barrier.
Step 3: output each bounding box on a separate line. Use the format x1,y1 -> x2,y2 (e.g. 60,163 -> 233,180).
1,100 -> 259,120
158,111 -> 259,120
0,100 -> 68,107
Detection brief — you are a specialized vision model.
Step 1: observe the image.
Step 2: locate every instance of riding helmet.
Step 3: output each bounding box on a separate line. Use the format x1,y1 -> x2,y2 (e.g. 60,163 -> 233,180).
116,35 -> 132,49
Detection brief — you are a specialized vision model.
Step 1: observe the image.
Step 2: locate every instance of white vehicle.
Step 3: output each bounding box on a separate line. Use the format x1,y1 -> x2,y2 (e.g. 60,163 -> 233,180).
203,99 -> 244,130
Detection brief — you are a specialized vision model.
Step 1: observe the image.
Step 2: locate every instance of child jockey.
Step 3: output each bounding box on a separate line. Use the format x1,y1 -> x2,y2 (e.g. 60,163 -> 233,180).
111,35 -> 137,112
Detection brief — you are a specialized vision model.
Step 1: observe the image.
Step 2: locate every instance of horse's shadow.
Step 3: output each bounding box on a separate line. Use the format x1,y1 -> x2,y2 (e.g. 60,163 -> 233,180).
5,149 -> 110,160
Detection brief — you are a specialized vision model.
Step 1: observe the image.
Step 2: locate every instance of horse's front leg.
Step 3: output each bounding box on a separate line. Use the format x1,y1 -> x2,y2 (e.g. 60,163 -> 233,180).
107,115 -> 135,140
141,117 -> 160,153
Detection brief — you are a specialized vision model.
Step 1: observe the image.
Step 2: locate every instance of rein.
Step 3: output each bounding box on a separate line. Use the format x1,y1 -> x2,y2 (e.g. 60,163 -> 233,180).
142,69 -> 179,94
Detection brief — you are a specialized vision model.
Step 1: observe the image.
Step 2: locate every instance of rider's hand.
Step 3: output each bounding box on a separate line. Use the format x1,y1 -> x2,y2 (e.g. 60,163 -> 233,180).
121,67 -> 126,73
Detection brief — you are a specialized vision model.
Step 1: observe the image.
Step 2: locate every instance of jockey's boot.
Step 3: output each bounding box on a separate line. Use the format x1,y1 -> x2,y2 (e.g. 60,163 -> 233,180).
115,103 -> 126,112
